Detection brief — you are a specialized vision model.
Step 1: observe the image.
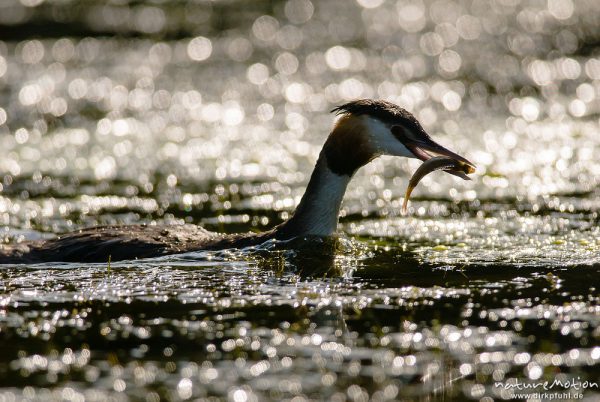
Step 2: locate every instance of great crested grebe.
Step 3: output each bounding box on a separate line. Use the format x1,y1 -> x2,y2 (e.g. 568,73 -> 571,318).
0,99 -> 475,264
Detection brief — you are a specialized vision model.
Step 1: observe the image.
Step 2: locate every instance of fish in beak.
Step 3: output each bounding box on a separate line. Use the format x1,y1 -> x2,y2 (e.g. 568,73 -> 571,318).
391,126 -> 476,180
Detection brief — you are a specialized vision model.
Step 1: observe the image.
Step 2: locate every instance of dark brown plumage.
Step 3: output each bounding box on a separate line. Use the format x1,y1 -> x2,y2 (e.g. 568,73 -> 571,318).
0,224 -> 276,263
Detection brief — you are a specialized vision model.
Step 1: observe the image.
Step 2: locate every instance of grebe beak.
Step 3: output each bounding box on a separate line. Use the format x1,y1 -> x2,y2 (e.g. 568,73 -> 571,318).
392,126 -> 476,180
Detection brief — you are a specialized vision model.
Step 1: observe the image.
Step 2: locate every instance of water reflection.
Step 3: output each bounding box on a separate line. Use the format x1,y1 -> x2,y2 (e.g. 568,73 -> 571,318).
1,0 -> 599,400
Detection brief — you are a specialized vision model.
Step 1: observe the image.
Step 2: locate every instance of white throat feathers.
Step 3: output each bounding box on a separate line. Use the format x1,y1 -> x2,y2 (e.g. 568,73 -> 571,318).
276,115 -> 377,238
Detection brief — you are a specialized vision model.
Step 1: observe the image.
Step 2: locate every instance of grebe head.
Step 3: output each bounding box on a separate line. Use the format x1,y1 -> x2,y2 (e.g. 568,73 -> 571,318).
326,99 -> 475,177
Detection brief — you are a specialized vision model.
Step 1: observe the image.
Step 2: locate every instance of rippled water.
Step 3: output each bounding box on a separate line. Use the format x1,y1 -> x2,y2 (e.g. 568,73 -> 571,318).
1,0 -> 599,400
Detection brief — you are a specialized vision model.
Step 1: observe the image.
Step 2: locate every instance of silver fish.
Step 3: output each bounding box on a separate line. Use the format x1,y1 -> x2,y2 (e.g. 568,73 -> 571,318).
402,156 -> 475,214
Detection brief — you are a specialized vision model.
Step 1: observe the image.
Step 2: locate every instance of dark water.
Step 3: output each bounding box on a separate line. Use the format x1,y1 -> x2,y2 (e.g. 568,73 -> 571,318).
1,0 -> 599,400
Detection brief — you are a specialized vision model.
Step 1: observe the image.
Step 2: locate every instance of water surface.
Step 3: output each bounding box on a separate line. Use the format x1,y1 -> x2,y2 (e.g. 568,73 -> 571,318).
1,0 -> 599,400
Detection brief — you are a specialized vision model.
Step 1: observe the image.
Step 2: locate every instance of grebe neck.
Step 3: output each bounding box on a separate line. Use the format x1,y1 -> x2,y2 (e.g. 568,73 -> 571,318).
276,152 -> 352,238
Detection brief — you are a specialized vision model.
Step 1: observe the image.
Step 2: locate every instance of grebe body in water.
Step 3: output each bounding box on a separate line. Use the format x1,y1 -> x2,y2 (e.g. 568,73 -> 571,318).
0,99 -> 475,264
